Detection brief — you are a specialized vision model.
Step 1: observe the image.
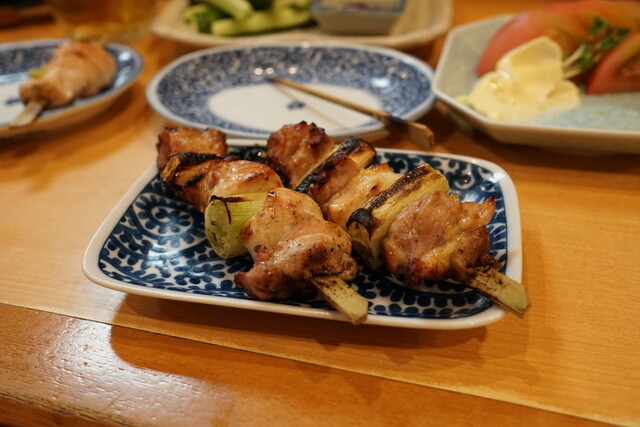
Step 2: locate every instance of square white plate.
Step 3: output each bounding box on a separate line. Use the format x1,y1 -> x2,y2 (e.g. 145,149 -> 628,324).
83,142 -> 521,329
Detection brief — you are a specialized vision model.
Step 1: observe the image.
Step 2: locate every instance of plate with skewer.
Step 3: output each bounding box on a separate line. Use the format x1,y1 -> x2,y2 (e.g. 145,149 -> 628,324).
83,141 -> 521,329
146,42 -> 436,140
0,39 -> 143,139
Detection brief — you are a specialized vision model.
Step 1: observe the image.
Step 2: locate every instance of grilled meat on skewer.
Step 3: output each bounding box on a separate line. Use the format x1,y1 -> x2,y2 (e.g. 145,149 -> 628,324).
295,136 -> 377,205
156,126 -> 228,170
155,128 -> 361,313
382,192 -> 499,284
166,159 -> 283,213
236,187 -> 358,300
19,40 -> 116,110
156,126 -> 282,213
265,122 -> 527,314
266,121 -> 336,188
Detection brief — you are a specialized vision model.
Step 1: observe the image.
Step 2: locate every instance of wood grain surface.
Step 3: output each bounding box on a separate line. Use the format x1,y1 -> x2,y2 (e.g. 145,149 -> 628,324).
1,1 -> 639,426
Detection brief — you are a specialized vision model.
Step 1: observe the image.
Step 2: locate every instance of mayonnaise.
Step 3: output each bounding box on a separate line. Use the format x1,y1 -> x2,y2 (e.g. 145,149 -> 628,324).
458,36 -> 581,121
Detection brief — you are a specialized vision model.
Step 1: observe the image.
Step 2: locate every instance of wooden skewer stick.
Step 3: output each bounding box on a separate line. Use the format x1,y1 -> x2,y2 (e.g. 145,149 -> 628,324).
267,77 -> 435,148
310,276 -> 369,325
9,100 -> 45,127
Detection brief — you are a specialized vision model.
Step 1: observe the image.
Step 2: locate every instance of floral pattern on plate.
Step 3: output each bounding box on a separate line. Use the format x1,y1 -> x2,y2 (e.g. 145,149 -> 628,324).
146,43 -> 435,139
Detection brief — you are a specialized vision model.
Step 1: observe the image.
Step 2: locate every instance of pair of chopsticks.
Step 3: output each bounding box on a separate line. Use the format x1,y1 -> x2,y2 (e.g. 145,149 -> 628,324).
267,77 -> 434,148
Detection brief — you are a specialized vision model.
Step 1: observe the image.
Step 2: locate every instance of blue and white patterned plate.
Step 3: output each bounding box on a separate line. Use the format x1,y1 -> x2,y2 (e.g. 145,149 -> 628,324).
146,42 -> 435,139
433,16 -> 640,155
0,39 -> 143,139
83,141 -> 521,329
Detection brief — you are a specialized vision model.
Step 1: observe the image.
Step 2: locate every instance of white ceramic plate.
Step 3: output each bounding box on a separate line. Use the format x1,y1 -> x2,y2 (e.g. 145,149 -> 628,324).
146,42 -> 436,139
152,0 -> 452,51
83,141 -> 522,329
433,15 -> 640,155
0,39 -> 143,139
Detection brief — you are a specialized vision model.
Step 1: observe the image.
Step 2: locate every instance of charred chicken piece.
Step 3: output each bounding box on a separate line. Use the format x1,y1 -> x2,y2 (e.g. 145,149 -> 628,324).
19,40 -> 116,109
236,188 -> 359,301
164,158 -> 283,213
156,126 -> 228,171
382,192 -> 499,284
266,121 -> 336,188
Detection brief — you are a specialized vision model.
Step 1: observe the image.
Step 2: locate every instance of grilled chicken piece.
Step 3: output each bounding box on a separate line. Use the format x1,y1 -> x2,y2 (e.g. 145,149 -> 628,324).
266,122 -> 336,188
168,159 -> 283,213
236,188 -> 358,300
324,164 -> 402,229
382,192 -> 499,284
156,126 -> 227,170
19,40 -> 116,109
240,187 -> 324,261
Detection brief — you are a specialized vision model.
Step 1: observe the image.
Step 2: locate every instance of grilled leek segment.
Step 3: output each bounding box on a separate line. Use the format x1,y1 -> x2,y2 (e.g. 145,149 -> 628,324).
310,276 -> 368,325
347,164 -> 449,269
204,192 -> 267,258
296,136 -> 377,194
469,266 -> 530,316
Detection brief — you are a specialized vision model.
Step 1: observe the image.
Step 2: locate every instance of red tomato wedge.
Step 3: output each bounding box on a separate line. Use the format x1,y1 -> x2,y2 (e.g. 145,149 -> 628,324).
477,0 -> 640,77
476,10 -> 585,76
587,32 -> 640,94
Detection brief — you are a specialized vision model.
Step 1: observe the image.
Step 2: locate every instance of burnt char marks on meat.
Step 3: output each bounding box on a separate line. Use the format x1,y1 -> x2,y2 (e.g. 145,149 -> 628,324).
156,126 -> 228,170
295,136 -> 376,205
179,160 -> 282,213
296,154 -> 362,206
266,122 -> 336,188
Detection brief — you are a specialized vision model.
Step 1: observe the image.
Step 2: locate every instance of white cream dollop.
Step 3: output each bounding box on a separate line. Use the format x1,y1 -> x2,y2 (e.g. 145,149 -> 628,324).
459,36 -> 581,121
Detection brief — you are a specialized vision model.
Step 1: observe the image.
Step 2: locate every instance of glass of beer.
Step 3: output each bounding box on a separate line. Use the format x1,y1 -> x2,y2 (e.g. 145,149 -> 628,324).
46,0 -> 157,43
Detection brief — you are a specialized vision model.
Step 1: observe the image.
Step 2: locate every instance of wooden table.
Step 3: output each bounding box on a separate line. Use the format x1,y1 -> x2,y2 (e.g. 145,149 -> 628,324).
1,1 -> 639,426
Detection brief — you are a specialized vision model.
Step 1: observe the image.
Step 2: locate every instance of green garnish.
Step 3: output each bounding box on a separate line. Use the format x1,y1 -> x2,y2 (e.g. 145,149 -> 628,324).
27,67 -> 47,78
563,17 -> 630,78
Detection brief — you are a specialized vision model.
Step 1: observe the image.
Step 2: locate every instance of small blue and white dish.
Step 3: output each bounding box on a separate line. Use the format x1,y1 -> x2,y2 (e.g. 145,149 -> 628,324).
146,42 -> 435,139
311,0 -> 406,35
0,39 -> 143,139
83,143 -> 521,329
433,15 -> 640,155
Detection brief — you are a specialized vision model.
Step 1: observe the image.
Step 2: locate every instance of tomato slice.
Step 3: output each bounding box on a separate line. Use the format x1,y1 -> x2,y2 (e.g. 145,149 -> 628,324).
477,0 -> 640,77
477,10 -> 585,76
587,32 -> 640,94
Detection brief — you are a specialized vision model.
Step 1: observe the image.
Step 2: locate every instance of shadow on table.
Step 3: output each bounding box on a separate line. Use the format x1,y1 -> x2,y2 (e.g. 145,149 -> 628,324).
109,290 -> 535,391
